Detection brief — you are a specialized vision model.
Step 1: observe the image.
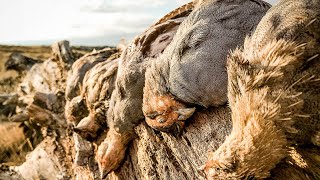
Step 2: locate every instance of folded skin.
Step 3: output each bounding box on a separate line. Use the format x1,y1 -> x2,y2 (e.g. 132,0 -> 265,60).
96,15 -> 193,178
64,9 -> 193,177
143,0 -> 271,133
74,58 -> 119,140
65,49 -> 118,128
204,0 -> 320,178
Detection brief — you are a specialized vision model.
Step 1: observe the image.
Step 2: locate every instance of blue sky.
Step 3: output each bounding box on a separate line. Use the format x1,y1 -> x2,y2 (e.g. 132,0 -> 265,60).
0,0 -> 278,46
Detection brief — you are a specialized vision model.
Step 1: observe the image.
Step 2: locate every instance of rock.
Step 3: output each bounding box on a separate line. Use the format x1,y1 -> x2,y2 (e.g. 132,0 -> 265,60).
5,53 -> 39,72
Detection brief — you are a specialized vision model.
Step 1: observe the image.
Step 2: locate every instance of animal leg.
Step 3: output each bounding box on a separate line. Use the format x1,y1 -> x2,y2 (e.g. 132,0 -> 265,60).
96,129 -> 133,179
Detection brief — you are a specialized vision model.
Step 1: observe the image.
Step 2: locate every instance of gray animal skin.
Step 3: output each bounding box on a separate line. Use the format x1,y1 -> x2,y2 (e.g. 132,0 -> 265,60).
143,0 -> 271,132
97,16 -> 190,178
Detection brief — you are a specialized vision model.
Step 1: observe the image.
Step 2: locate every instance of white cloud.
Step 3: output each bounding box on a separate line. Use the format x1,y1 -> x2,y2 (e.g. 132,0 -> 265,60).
0,0 -> 278,46
80,0 -> 172,13
176,0 -> 192,5
0,0 -> 184,45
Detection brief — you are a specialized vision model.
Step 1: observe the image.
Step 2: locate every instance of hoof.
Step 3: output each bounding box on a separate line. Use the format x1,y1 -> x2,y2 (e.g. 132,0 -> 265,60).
143,95 -> 195,134
202,160 -> 221,180
202,156 -> 238,179
73,116 -> 101,141
97,130 -> 132,178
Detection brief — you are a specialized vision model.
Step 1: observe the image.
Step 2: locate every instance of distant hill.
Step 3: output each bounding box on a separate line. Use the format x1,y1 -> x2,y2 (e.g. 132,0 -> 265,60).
0,44 -> 113,93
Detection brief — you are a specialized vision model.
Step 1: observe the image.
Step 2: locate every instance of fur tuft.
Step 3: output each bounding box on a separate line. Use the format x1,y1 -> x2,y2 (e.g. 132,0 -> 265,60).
205,9 -> 320,178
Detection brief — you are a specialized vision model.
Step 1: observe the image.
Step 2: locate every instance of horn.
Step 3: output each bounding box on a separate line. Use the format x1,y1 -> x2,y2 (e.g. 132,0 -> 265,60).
175,107 -> 196,121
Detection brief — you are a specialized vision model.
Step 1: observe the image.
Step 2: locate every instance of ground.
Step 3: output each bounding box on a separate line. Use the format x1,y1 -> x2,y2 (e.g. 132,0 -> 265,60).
0,44 -> 110,166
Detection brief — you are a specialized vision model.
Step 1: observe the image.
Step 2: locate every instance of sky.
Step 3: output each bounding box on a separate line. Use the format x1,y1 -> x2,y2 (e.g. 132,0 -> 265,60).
0,0 -> 278,46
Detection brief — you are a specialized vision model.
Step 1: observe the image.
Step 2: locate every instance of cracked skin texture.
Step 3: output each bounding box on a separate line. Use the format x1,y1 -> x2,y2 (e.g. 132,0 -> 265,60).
96,9 -> 193,178
63,18 -> 189,177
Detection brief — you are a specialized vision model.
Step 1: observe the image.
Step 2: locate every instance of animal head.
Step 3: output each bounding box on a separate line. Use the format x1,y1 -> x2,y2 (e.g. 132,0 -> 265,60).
165,2 -> 255,107
143,0 -> 269,132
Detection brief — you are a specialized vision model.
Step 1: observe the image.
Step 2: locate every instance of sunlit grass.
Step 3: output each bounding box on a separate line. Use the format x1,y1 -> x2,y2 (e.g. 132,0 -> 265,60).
0,122 -> 28,165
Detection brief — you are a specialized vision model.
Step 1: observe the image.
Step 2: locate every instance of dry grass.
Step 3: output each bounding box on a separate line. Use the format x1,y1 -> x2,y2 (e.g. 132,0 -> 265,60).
0,122 -> 27,165
0,45 -> 52,78
0,45 -> 52,94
